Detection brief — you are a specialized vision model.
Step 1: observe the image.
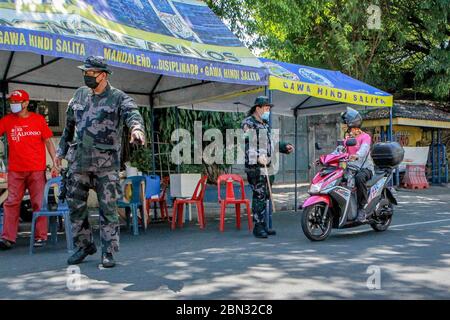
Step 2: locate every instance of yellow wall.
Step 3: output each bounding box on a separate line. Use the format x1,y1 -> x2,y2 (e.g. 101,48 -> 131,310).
393,125 -> 423,147
364,125 -> 423,147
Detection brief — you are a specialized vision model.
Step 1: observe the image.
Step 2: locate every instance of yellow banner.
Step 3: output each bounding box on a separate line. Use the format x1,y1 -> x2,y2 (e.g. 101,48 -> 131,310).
269,76 -> 393,107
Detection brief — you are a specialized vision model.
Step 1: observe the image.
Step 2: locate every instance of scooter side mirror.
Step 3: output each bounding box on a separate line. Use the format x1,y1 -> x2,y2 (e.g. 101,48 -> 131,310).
315,142 -> 322,151
345,138 -> 357,147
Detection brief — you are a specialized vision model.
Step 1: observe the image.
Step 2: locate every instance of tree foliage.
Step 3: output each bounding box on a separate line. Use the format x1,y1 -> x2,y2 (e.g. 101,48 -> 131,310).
206,0 -> 450,100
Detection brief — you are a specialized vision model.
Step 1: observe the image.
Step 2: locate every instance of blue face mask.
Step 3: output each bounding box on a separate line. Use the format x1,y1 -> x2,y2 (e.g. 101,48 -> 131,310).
261,111 -> 270,122
10,103 -> 22,113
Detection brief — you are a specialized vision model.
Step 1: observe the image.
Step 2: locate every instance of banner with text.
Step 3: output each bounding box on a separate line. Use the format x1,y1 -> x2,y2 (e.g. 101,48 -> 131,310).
262,58 -> 393,107
0,0 -> 267,85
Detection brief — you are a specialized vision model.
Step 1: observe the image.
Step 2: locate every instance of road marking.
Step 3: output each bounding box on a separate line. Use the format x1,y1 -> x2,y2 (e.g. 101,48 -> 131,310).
390,218 -> 450,228
340,218 -> 450,235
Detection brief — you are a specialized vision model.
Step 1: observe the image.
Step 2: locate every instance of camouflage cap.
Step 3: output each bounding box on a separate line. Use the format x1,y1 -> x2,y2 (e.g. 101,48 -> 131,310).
78,56 -> 112,74
253,96 -> 274,107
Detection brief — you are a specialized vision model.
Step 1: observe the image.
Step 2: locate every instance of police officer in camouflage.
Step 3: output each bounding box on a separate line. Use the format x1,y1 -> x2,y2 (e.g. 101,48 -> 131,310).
242,96 -> 294,238
55,56 -> 145,268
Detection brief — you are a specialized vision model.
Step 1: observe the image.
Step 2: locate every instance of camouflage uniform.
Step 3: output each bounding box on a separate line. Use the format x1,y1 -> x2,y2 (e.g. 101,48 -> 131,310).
242,115 -> 289,224
57,83 -> 144,254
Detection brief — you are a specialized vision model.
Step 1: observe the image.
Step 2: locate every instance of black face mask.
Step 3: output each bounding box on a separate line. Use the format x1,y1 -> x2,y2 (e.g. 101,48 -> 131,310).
84,74 -> 101,89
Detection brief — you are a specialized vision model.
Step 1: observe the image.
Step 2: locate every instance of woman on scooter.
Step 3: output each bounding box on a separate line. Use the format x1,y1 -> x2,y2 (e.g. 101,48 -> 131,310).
341,107 -> 375,222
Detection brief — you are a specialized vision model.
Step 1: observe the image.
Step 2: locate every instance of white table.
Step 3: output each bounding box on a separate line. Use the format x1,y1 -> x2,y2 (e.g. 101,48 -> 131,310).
170,174 -> 201,222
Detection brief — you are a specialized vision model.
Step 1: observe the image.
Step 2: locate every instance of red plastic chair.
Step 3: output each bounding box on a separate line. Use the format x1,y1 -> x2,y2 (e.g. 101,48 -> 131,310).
171,176 -> 207,230
146,176 -> 170,220
217,174 -> 252,232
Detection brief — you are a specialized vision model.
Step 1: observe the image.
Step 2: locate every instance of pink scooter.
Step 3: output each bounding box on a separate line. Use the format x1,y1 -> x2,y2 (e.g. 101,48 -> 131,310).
301,139 -> 403,241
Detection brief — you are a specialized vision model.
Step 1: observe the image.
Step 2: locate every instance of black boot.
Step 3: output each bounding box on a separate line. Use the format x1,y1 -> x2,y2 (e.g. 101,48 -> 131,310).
253,222 -> 268,238
0,238 -> 14,250
67,243 -> 97,265
263,222 -> 276,236
102,252 -> 116,268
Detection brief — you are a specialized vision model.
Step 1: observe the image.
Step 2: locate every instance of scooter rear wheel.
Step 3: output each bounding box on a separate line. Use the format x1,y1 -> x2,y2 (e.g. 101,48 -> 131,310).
301,203 -> 332,241
370,199 -> 393,232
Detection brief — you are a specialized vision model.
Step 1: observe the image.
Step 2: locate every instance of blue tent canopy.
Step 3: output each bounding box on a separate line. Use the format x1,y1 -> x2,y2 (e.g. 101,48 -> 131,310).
180,58 -> 393,116
0,0 -> 267,107
263,58 -> 392,108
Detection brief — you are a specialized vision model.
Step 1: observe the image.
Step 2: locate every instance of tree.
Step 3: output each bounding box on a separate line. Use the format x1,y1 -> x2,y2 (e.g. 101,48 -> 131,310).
206,0 -> 450,100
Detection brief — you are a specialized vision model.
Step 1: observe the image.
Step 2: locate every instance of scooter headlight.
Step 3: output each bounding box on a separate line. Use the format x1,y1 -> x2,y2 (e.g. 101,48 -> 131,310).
308,182 -> 323,194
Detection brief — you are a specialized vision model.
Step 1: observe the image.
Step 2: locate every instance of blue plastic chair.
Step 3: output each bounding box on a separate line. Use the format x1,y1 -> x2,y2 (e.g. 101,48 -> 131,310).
145,175 -> 160,199
29,177 -> 73,254
117,176 -> 146,236
145,175 -> 160,219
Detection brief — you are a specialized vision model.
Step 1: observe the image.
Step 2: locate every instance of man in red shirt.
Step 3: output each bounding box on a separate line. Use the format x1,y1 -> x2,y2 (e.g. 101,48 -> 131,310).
0,90 -> 57,250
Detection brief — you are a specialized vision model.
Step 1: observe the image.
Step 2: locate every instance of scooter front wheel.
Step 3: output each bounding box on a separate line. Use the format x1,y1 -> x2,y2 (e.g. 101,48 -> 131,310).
301,203 -> 332,241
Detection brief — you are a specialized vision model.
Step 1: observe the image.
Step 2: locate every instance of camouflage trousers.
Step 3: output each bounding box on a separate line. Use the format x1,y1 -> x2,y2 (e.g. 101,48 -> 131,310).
246,167 -> 275,224
66,170 -> 120,254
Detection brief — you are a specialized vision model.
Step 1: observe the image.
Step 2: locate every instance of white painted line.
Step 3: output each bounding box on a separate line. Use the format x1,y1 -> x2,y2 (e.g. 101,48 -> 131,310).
340,218 -> 450,235
390,218 -> 450,228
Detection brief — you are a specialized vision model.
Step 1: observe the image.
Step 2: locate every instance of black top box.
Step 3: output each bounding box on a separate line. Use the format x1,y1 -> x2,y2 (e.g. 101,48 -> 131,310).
371,142 -> 405,168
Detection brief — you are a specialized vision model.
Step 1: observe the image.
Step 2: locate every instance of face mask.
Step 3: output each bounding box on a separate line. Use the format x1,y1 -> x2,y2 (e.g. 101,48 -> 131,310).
261,111 -> 270,122
84,74 -> 101,89
10,103 -> 22,113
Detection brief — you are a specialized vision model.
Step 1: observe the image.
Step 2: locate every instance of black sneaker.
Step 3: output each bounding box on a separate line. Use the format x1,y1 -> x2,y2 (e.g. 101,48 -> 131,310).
33,239 -> 47,248
262,222 -> 276,236
67,243 -> 97,265
101,253 -> 116,268
253,222 -> 268,239
0,238 -> 14,250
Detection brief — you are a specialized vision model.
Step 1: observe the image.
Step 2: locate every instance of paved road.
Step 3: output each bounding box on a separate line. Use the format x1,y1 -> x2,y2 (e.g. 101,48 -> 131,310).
1,187 -> 450,299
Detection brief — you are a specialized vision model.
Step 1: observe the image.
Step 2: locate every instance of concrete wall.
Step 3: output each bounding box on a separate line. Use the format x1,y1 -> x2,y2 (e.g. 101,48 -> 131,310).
307,114 -> 341,178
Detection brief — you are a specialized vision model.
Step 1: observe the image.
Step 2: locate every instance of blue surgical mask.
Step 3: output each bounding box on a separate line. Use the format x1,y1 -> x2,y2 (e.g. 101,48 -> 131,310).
261,111 -> 270,122
10,103 -> 22,113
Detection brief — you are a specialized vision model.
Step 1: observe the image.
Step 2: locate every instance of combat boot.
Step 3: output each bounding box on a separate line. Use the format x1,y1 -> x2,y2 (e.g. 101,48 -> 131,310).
253,222 -> 268,238
67,243 -> 97,265
262,222 -> 276,236
102,252 -> 116,268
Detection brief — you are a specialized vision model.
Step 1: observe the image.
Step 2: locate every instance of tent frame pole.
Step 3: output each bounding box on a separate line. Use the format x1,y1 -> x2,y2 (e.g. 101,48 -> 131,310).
292,96 -> 312,212
1,51 -> 14,163
8,80 -> 149,97
388,106 -> 396,186
175,106 -> 180,174
438,128 -> 442,184
1,84 -> 7,117
153,80 -> 212,95
6,57 -> 62,82
1,85 -> 7,163
3,52 -> 15,83
149,96 -> 157,176
389,106 -> 393,141
294,108 -> 298,213
308,102 -> 343,108
267,87 -> 273,228
148,75 -> 164,176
